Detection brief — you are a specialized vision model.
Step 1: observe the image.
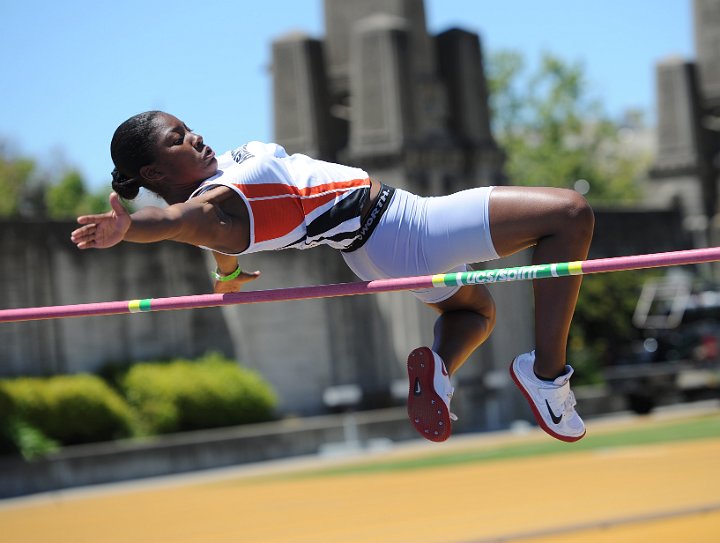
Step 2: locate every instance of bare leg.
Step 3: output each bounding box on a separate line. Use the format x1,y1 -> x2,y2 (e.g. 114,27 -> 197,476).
407,283 -> 496,441
425,284 -> 496,376
488,186 -> 594,378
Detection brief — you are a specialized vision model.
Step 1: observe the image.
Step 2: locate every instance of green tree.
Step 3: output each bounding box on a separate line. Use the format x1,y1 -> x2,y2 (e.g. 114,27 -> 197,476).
0,138 -> 109,219
487,51 -> 649,204
45,169 -> 110,219
487,51 -> 655,382
0,143 -> 38,217
46,170 -> 86,219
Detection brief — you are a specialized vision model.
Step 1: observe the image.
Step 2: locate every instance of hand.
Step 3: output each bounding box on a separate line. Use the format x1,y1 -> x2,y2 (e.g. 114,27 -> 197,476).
214,270 -> 261,293
71,192 -> 131,249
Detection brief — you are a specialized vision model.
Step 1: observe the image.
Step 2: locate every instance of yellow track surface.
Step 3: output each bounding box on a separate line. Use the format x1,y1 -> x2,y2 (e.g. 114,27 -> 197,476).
2,419 -> 719,543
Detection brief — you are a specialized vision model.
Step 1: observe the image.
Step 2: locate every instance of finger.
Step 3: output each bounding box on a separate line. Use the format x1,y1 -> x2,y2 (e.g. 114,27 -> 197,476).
77,214 -> 107,225
109,192 -> 127,215
70,225 -> 95,241
236,272 -> 261,283
71,223 -> 95,235
76,240 -> 96,250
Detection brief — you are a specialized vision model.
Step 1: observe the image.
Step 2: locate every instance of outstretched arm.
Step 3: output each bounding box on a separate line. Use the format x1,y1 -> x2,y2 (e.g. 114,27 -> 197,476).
71,192 -> 133,249
71,190 -> 260,291
71,188 -> 246,252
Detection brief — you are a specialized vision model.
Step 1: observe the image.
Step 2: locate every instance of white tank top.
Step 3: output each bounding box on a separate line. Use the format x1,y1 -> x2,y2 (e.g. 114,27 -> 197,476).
189,142 -> 371,255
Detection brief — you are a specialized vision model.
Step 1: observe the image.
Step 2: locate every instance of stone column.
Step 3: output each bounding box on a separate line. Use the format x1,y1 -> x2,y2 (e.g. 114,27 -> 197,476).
348,14 -> 414,159
652,59 -> 703,177
272,32 -> 334,159
436,28 -> 494,147
651,57 -> 717,245
694,0 -> 720,111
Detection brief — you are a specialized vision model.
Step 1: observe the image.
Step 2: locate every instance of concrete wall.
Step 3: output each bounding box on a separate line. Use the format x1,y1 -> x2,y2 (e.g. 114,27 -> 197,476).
0,408 -> 417,499
0,220 -> 235,376
0,219 -> 535,423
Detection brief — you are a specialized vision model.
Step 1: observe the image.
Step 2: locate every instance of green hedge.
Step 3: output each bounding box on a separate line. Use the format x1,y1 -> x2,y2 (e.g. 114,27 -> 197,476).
0,374 -> 135,448
121,352 -> 277,435
0,353 -> 278,457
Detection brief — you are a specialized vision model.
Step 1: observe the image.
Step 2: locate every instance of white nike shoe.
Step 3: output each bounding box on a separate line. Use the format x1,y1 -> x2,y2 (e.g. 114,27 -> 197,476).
407,347 -> 457,442
510,350 -> 586,442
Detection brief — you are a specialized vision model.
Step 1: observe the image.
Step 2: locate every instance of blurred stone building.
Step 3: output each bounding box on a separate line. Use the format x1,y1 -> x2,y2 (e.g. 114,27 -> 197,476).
271,0 -> 505,194
646,0 -> 720,249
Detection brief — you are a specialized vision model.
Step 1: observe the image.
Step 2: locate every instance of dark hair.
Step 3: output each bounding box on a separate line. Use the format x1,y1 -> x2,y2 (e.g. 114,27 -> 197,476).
110,111 -> 164,200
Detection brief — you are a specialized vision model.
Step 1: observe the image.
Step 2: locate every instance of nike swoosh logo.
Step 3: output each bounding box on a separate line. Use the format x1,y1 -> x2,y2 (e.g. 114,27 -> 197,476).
545,400 -> 563,424
441,362 -> 448,377
413,378 -> 422,396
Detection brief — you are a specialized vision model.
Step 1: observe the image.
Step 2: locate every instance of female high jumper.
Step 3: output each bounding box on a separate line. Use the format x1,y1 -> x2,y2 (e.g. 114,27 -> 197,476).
71,111 -> 594,443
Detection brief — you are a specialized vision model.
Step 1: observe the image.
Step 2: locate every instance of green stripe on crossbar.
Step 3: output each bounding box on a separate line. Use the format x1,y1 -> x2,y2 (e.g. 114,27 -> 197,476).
128,299 -> 152,313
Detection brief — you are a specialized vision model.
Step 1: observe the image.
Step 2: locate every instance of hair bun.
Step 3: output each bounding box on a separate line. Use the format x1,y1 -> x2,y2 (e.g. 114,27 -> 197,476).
111,168 -> 141,200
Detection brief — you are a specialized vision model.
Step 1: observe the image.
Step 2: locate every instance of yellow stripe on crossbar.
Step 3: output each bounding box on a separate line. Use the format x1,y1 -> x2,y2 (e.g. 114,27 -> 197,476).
568,261 -> 583,275
128,300 -> 142,313
432,274 -> 447,287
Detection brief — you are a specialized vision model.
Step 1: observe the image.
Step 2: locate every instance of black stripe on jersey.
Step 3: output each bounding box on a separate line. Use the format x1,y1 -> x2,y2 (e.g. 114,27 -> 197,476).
277,235 -> 307,250
321,229 -> 360,245
305,187 -> 369,240
279,227 -> 359,250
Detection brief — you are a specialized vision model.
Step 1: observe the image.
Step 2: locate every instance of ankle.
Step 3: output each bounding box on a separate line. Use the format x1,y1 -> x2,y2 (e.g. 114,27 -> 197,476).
533,353 -> 566,381
534,369 -> 563,382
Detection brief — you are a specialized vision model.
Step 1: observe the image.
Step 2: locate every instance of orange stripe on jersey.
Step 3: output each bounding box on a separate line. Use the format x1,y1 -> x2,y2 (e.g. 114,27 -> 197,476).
249,198 -> 305,243
300,191 -> 338,215
234,178 -> 370,200
297,178 -> 370,197
234,183 -> 297,199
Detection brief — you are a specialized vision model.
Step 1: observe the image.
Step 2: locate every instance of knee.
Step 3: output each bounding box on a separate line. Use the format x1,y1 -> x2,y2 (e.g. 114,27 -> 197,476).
431,284 -> 497,332
483,294 -> 497,332
560,190 -> 594,242
468,288 -> 497,337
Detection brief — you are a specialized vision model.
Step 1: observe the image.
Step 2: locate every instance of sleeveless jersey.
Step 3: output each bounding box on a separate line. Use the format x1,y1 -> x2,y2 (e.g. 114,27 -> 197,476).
188,142 -> 371,255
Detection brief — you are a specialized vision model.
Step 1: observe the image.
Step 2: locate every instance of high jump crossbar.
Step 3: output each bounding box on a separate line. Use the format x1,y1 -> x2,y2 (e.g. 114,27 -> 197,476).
1,247 -> 719,324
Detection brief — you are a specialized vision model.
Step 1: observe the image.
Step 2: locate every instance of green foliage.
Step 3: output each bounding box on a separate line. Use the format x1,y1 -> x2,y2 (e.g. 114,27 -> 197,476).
45,170 -> 85,219
0,143 -> 38,217
569,271 -> 658,384
45,169 -> 110,219
120,352 -> 277,435
0,374 -> 135,447
0,139 -> 109,218
0,354 -> 278,457
0,418 -> 60,460
487,49 -> 657,381
487,50 -> 649,205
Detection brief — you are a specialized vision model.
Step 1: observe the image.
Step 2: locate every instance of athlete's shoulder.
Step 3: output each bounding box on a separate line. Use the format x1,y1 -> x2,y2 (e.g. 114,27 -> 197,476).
226,141 -> 288,166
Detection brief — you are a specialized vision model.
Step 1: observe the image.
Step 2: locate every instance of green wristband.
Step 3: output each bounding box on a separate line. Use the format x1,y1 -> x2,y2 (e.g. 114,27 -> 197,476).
213,266 -> 242,282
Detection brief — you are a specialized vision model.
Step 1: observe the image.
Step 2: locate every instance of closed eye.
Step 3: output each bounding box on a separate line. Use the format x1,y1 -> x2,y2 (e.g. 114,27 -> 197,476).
174,127 -> 187,145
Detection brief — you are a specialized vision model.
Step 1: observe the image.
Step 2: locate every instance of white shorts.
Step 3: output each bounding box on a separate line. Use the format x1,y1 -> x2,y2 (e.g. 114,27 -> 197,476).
341,186 -> 499,304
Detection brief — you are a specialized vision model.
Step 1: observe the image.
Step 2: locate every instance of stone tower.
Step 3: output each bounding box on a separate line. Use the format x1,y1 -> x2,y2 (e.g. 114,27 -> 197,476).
271,0 -> 505,196
648,0 -> 720,241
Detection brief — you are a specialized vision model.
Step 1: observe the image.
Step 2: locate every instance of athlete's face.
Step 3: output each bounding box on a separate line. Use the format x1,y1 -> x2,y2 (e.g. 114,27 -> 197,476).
140,113 -> 218,194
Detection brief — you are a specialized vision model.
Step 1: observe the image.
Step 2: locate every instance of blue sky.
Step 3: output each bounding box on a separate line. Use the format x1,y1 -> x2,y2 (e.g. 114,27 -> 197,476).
0,0 -> 693,190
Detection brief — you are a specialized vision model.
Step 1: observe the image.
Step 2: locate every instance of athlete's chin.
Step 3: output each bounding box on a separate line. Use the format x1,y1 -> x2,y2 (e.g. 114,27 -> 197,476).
202,158 -> 219,178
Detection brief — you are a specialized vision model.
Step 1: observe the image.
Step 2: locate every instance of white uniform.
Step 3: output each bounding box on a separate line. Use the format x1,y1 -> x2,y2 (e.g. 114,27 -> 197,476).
189,142 -> 371,253
189,142 -> 499,304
